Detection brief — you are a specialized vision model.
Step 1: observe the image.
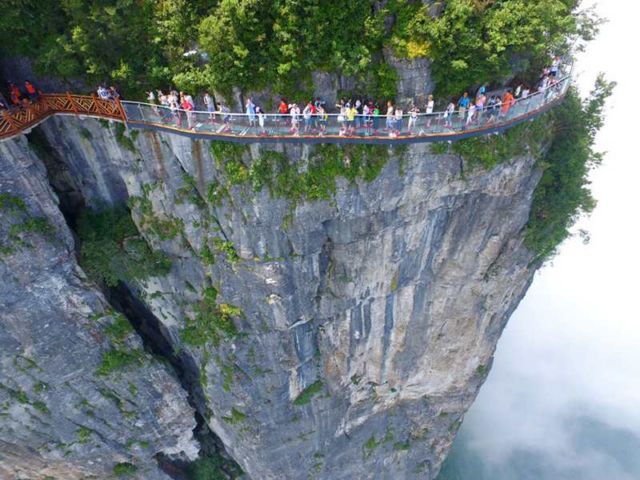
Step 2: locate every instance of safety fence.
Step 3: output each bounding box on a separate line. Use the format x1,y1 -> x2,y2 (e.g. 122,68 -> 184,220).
0,74 -> 570,144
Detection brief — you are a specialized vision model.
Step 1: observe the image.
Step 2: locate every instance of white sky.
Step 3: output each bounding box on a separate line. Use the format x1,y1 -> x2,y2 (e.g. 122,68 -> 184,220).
458,0 -> 640,474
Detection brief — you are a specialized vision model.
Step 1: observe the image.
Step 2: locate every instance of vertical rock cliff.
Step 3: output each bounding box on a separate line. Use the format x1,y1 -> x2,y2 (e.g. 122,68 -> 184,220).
0,136 -> 198,479
1,114 -> 543,479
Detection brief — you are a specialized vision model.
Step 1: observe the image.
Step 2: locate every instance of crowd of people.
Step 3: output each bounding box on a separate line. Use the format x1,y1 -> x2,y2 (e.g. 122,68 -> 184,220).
96,85 -> 121,101
139,56 -> 565,137
0,80 -> 41,111
3,56 -> 565,139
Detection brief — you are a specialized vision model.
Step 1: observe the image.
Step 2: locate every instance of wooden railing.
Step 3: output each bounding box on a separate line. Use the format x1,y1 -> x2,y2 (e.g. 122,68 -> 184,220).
0,94 -> 126,141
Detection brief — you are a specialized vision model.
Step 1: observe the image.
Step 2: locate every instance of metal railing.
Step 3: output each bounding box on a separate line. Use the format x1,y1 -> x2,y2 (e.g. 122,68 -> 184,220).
1,73 -> 570,144
121,75 -> 570,142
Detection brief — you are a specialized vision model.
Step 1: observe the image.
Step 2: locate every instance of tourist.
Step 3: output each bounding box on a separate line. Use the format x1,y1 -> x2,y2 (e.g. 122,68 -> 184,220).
289,103 -> 300,134
457,92 -> 470,121
408,105 -> 419,133
221,103 -> 231,131
550,56 -> 561,77
393,106 -> 403,136
303,102 -> 313,132
372,104 -> 380,134
363,102 -> 371,135
108,86 -> 120,101
180,93 -> 194,129
256,106 -> 266,135
97,85 -> 109,100
169,95 -> 180,127
157,90 -> 170,122
337,104 -> 347,135
465,101 -> 476,126
355,99 -> 363,129
386,101 -> 394,130
317,105 -> 327,135
476,84 -> 487,100
309,101 -> 318,130
425,94 -> 435,128
444,101 -> 455,128
24,81 -> 38,101
514,84 -> 522,98
203,92 -> 215,123
147,90 -> 159,116
276,99 -> 288,130
475,93 -> 486,124
246,98 -> 256,127
492,96 -> 502,122
501,90 -> 514,117
346,103 -> 357,134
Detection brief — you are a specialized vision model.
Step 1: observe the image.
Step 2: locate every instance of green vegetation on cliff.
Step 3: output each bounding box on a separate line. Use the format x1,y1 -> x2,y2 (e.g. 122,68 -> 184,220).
211,143 -> 391,203
450,76 -> 613,261
1,1 -> 595,99
180,286 -> 242,347
525,75 -> 614,261
77,207 -> 171,286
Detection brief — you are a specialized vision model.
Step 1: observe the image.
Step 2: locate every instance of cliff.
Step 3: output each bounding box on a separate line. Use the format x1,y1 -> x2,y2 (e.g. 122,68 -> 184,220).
0,135 -> 198,479
0,113 -> 542,479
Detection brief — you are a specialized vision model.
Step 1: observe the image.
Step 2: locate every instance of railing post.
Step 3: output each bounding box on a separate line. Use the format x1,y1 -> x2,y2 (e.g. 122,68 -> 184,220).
115,97 -> 128,125
91,93 -> 101,115
66,92 -> 79,115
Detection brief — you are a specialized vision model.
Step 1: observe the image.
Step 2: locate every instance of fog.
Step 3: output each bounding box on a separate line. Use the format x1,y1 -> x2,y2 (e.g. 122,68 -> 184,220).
438,1 -> 640,478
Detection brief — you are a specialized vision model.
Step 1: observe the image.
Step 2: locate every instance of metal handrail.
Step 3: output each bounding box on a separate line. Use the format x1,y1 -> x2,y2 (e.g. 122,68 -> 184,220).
122,73 -> 570,122
0,71 -> 571,143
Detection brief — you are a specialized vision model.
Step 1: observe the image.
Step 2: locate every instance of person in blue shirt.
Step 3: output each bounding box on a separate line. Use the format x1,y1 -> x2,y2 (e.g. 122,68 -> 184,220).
457,92 -> 470,120
246,98 -> 256,127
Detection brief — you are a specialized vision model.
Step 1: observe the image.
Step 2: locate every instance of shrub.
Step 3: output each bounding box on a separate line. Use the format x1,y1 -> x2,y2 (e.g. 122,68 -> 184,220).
180,287 -> 242,347
293,380 -> 323,406
113,462 -> 138,477
187,454 -> 234,480
77,207 -> 171,286
96,349 -> 142,376
525,77 -> 615,261
222,407 -> 247,425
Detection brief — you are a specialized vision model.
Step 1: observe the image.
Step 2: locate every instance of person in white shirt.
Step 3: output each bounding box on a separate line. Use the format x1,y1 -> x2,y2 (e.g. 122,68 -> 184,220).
256,106 -> 266,134
408,106 -> 418,132
386,101 -> 394,130
444,101 -> 455,128
393,107 -> 403,136
466,102 -> 476,126
425,94 -> 435,127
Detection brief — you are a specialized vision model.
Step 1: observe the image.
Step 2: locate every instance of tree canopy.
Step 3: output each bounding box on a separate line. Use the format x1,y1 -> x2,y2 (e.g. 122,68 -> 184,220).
1,0 -> 595,99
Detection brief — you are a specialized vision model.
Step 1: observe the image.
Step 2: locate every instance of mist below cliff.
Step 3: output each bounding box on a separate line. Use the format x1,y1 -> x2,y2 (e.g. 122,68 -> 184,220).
438,4 -> 640,474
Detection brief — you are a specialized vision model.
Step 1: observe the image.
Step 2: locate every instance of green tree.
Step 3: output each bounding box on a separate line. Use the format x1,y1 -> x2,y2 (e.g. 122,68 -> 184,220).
423,0 -> 583,96
525,75 -> 615,261
198,0 -> 275,95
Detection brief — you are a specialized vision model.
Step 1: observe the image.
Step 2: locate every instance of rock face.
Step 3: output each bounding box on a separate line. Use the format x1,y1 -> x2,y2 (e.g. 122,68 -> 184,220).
1,114 -> 542,479
0,136 -> 198,479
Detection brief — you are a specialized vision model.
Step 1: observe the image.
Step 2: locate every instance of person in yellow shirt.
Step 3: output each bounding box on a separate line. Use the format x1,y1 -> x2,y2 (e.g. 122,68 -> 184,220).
346,105 -> 357,134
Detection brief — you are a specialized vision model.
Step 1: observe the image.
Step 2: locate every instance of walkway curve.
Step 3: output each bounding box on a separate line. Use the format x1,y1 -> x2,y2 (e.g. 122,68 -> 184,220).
1,76 -> 570,145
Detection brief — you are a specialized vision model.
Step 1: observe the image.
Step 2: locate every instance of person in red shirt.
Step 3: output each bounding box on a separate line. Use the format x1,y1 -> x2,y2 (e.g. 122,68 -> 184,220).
501,91 -> 514,117
277,99 -> 289,130
24,80 -> 38,101
9,83 -> 21,106
180,93 -> 195,129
